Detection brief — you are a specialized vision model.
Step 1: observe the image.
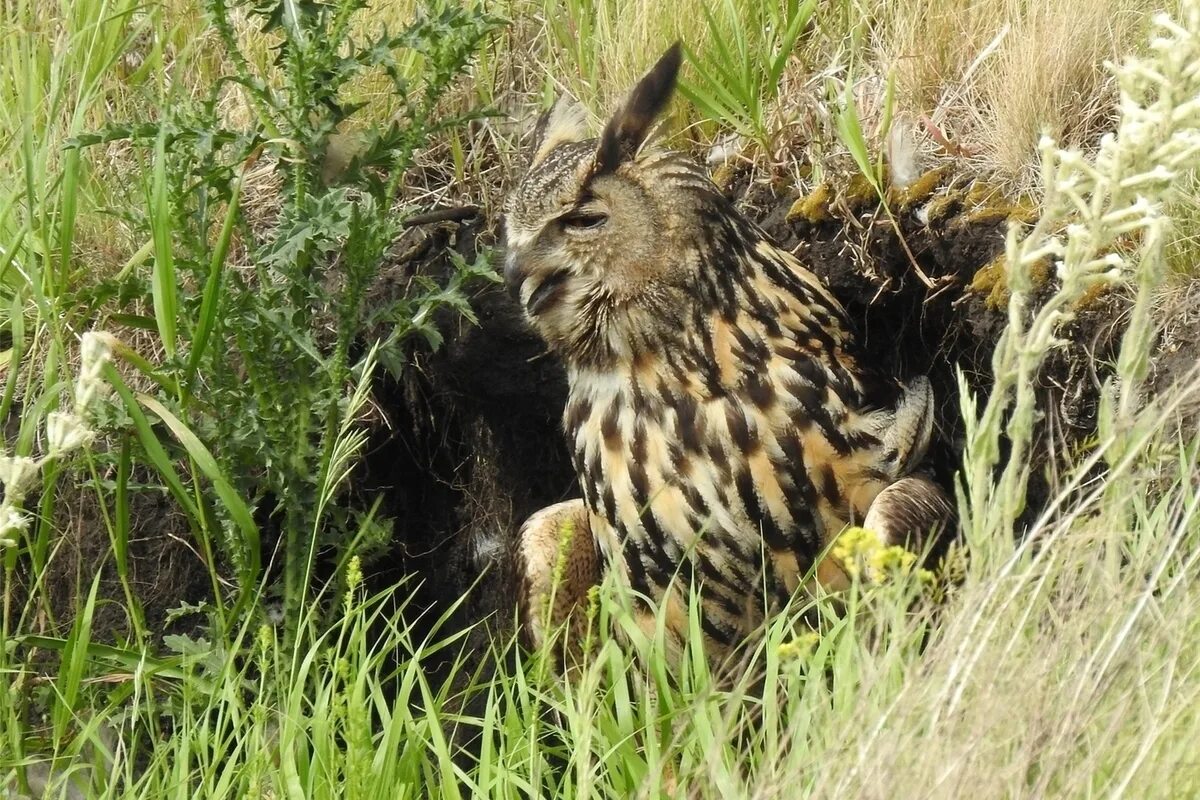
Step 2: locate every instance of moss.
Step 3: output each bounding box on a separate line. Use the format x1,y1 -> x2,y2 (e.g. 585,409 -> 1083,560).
964,180 -> 1004,208
915,178 -> 1041,232
955,181 -> 1041,228
769,173 -> 793,194
710,161 -> 741,191
986,285 -> 1010,311
1028,258 -> 1052,289
964,206 -> 1021,227
969,255 -> 1005,294
889,165 -> 953,211
970,254 -> 1053,310
1011,194 -> 1041,223
1073,275 -> 1116,311
971,255 -> 1015,310
786,182 -> 833,223
842,171 -> 881,210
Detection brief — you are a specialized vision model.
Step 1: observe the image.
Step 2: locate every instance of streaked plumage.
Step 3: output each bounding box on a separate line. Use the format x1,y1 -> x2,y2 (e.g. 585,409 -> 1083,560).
506,44 -> 952,667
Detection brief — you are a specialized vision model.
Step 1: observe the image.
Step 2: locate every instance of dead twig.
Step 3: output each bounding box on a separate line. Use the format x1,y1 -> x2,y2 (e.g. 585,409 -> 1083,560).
402,205 -> 482,227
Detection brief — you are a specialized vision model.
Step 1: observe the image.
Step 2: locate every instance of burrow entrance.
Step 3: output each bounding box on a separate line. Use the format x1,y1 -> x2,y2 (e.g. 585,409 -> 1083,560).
359,167 -> 1135,656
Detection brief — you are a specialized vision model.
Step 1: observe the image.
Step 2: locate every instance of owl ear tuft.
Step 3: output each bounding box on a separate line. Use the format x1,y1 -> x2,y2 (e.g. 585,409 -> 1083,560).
593,41 -> 683,176
527,94 -> 589,168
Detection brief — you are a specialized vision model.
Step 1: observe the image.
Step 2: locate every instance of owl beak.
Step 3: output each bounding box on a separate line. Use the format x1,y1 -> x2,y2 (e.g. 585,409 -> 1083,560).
503,252 -> 534,310
503,251 -> 525,289
525,271 -> 570,316
505,253 -> 570,317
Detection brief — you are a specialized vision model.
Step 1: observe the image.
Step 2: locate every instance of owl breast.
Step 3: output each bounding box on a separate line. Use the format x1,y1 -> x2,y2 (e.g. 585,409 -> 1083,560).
562,303 -> 894,652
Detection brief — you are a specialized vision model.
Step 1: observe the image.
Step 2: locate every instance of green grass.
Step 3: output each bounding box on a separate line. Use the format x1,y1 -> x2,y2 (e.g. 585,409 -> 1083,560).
3,0 -> 1200,797
6,447 -> 1200,797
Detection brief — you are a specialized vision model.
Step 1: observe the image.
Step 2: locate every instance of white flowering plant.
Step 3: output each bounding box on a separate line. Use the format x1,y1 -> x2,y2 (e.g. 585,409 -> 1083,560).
0,332 -> 114,549
958,4 -> 1200,546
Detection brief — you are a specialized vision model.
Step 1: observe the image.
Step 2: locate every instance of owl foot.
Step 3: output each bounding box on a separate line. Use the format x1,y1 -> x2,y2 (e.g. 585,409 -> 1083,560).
516,499 -> 602,670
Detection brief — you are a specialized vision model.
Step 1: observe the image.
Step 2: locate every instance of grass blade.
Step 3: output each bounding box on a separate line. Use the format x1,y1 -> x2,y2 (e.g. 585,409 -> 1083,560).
148,127 -> 177,359
100,362 -> 225,614
18,634 -> 218,695
137,393 -> 261,598
835,77 -> 882,196
186,159 -> 246,388
51,572 -> 102,743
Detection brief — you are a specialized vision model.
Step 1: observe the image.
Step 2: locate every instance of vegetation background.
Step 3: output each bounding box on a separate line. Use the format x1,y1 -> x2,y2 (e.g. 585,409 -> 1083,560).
2,0 -> 1199,797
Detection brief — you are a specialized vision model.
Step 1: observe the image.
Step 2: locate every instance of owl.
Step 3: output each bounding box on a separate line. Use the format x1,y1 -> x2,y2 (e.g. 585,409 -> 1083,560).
504,43 -> 952,669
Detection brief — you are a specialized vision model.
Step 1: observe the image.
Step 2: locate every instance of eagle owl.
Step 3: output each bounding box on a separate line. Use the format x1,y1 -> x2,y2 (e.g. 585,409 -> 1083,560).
504,43 -> 952,668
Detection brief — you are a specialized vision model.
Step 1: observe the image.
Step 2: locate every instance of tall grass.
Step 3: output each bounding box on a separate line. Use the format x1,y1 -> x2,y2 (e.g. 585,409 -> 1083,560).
0,0 -> 150,633
1,0 -> 500,791
7,412 -> 1198,797
2,0 -> 1200,798
499,0 -> 1165,195
872,0 -> 1161,191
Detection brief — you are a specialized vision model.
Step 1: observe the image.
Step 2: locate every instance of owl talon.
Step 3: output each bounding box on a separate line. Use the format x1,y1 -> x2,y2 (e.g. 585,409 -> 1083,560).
516,500 -> 601,669
862,474 -> 956,553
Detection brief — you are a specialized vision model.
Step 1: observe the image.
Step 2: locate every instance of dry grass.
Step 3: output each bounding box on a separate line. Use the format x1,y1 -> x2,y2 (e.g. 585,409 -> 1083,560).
861,0 -> 1159,193
3,0 -> 1170,250
449,0 -> 1168,201
841,441 -> 1200,799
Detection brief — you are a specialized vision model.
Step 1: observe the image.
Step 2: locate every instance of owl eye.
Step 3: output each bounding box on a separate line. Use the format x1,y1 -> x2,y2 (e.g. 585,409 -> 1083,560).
560,210 -> 609,231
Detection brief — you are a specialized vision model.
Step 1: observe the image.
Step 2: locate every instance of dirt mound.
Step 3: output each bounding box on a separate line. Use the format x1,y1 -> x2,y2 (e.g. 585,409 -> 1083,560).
362,166 -> 1137,653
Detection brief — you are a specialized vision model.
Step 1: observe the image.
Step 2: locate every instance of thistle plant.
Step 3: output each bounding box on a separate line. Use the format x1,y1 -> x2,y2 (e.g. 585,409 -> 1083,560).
58,0 -> 503,630
958,2 -> 1200,547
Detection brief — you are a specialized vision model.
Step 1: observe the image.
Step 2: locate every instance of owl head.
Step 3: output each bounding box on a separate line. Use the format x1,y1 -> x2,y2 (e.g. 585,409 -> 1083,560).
503,43 -> 725,365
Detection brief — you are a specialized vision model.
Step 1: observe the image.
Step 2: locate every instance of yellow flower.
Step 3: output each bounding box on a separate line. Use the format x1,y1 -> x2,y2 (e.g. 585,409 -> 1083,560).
345,555 -> 363,591
867,544 -> 917,576
831,526 -> 929,585
778,632 -> 820,661
256,624 -> 274,656
830,526 -> 883,582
